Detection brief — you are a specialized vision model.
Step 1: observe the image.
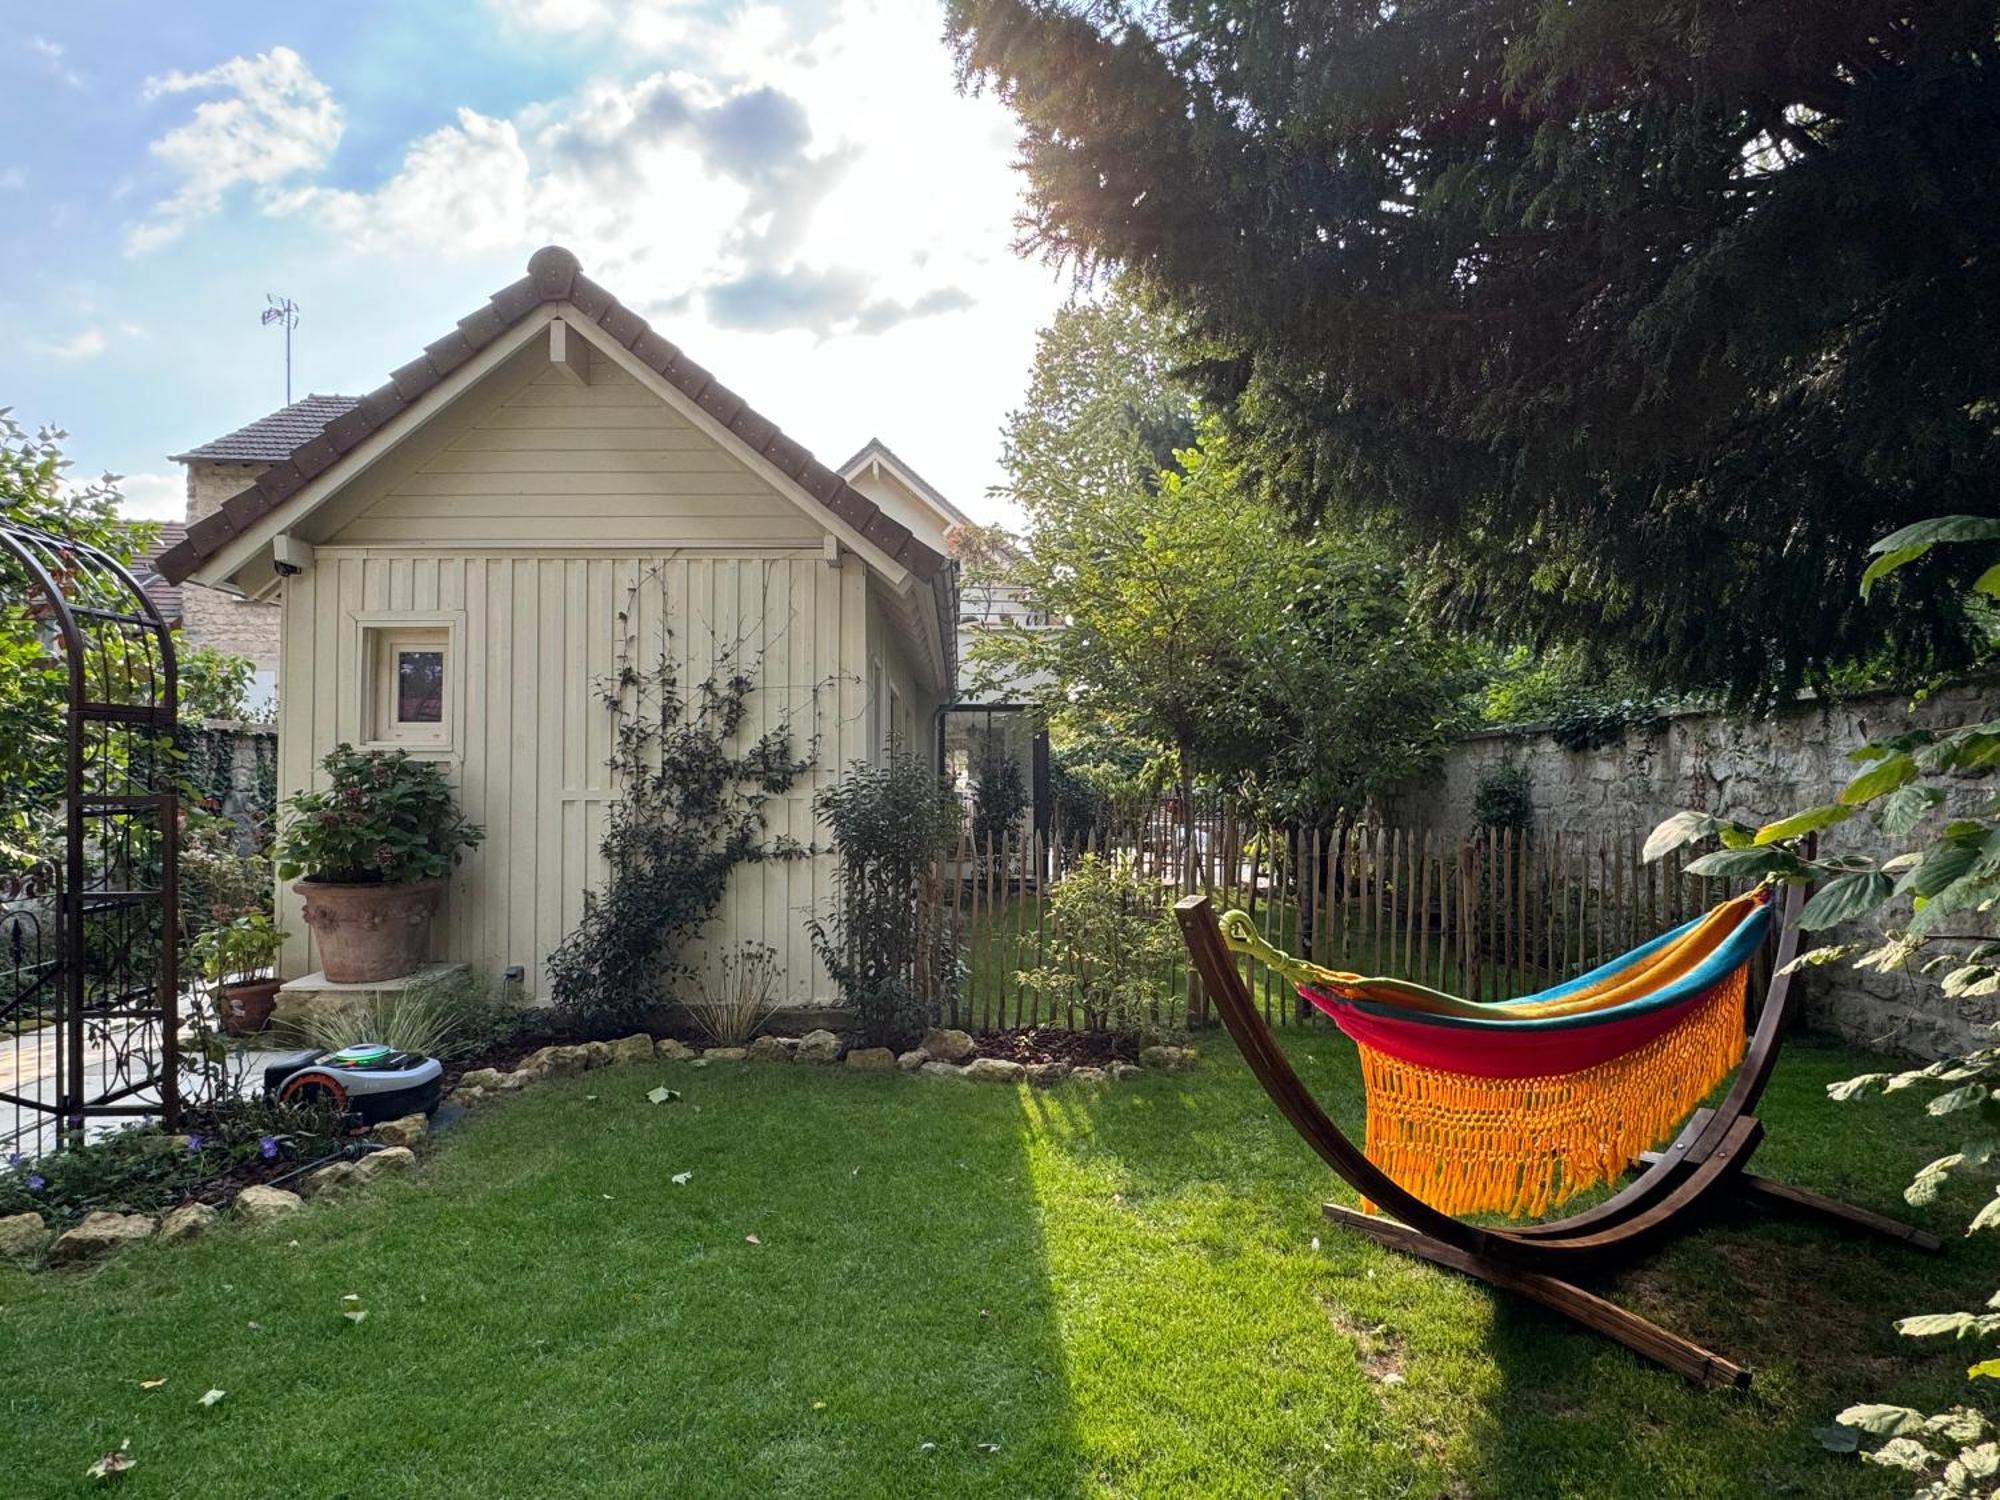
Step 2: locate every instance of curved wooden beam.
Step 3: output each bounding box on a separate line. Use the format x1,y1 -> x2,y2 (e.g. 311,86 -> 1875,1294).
1173,892 -> 1787,1270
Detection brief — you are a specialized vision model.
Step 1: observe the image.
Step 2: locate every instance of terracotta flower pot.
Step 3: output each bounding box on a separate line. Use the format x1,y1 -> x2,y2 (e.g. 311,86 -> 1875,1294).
217,978 -> 281,1036
293,878 -> 444,983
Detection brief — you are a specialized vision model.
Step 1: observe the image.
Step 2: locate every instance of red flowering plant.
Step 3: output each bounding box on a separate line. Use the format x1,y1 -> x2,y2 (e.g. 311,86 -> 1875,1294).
273,744 -> 483,884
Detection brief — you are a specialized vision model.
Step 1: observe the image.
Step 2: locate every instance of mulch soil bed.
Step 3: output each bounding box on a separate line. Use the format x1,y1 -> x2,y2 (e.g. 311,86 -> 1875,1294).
966,1028 -> 1136,1068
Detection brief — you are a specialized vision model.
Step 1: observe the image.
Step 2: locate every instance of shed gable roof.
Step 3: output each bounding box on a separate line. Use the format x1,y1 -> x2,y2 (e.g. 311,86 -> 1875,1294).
156,247 -> 950,588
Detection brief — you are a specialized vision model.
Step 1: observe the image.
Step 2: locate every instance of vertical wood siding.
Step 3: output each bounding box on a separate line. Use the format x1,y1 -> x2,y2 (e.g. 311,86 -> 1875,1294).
273,359 -> 894,1001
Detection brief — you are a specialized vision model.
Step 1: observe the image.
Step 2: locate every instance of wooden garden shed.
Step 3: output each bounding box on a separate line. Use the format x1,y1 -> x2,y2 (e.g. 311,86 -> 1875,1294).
157,246 -> 957,1003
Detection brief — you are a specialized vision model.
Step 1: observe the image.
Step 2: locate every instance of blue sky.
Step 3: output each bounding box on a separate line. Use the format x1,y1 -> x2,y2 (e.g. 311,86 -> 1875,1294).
0,0 -> 1066,523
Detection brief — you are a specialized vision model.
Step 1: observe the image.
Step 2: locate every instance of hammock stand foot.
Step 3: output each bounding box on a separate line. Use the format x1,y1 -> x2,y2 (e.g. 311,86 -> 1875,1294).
1322,1204 -> 1752,1390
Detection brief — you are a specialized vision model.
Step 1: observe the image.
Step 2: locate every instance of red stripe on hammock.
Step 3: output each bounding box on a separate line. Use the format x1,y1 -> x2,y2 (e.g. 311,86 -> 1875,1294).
1298,982 -> 1724,1079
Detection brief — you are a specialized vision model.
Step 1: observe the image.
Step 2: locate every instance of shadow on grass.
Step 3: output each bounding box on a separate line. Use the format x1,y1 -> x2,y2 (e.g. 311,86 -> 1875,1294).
0,1065 -> 1086,1500
1061,1030 -> 1991,1498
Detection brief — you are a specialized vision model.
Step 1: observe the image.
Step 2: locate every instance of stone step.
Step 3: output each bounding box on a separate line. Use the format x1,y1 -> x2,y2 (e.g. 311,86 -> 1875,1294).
272,964 -> 468,1030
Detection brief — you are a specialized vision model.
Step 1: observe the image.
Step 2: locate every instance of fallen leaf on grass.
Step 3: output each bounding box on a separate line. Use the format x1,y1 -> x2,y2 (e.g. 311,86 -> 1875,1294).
918,1442 -> 937,1454
198,1389 -> 226,1408
343,1310 -> 368,1325
811,1400 -> 826,1411
646,1086 -> 681,1105
86,1442 -> 134,1481
976,1442 -> 1001,1454
745,1234 -> 761,1246
138,1379 -> 165,1391
671,1171 -> 692,1186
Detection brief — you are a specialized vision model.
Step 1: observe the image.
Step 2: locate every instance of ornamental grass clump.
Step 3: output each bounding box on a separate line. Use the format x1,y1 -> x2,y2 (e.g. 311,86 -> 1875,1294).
682,941 -> 782,1047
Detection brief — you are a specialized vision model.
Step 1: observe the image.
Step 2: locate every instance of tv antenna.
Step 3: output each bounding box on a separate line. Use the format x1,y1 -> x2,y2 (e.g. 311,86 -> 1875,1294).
261,294 -> 300,404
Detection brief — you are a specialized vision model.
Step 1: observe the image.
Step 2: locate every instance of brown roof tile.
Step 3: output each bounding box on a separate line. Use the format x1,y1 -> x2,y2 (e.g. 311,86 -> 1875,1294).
156,246 -> 953,628
170,393 -> 360,464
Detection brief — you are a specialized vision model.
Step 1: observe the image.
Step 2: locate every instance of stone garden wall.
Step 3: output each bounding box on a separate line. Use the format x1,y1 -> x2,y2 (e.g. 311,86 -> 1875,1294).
1381,676 -> 2000,1059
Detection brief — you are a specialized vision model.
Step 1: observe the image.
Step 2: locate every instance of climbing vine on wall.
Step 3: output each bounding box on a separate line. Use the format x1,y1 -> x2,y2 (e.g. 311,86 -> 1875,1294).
546,570 -> 822,1035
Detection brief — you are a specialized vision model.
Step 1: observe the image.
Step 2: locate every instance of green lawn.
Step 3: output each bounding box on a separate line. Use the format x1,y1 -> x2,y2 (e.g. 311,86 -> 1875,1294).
0,1035 -> 1985,1498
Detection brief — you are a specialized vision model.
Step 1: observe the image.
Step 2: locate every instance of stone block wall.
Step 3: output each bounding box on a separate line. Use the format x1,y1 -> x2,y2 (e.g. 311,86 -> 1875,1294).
1383,677 -> 1999,1059
181,461 -> 281,711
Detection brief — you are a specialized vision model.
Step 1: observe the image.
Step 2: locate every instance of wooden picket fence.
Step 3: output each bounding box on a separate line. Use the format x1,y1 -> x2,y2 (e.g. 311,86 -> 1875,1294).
942,808 -> 1772,1033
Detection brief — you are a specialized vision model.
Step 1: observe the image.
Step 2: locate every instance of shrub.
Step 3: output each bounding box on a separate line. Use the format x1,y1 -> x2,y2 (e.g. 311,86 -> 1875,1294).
808,755 -> 963,1047
1017,853 -> 1182,1036
287,966 -> 525,1062
682,941 -> 781,1046
189,913 -> 286,989
1471,763 -> 1534,835
273,744 -> 483,884
971,747 -> 1029,852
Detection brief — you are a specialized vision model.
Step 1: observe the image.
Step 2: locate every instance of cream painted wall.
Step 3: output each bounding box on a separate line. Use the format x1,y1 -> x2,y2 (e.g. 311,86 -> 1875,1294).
272,356 -> 913,1003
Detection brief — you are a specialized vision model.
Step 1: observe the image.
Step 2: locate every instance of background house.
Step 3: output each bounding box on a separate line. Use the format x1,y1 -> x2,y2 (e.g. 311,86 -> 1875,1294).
157,247 -> 957,1002
838,439 -> 1051,846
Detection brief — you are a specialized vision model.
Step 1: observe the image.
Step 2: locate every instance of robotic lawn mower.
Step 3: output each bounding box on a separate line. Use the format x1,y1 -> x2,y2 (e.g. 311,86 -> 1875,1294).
263,1043 -> 444,1125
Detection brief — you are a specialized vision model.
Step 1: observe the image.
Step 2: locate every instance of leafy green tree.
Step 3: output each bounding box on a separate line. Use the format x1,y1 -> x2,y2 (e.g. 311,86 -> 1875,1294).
998,286 -> 1196,518
0,414 -> 154,869
947,0 -> 2000,700
979,423 -> 1464,847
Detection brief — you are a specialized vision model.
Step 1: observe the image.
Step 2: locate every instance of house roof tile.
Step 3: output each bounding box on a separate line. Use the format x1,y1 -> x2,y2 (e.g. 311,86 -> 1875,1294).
158,248 -> 951,602
169,394 -> 361,464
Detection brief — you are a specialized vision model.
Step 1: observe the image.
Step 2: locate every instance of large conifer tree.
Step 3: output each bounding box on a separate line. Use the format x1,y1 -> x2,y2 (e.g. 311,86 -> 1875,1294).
946,0 -> 2000,698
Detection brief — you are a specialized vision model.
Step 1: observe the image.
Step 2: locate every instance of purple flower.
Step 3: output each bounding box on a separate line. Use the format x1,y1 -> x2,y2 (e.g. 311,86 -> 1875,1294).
5,1152 -> 20,1171
24,1174 -> 44,1192
185,1133 -> 205,1153
259,1136 -> 280,1161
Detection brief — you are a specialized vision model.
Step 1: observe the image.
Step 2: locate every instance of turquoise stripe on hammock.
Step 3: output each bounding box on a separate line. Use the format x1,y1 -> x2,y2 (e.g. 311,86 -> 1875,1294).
1339,902 -> 1771,1034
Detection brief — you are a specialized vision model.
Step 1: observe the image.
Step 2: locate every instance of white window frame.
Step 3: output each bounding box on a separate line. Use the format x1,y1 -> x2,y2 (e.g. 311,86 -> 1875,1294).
351,610 -> 463,756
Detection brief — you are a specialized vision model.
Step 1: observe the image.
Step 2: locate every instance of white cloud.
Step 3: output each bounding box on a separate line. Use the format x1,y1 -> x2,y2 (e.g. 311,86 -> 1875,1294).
0,167 -> 26,191
115,472 -> 187,523
27,35 -> 82,90
288,109 -> 534,256
37,327 -> 108,360
127,46 -> 342,255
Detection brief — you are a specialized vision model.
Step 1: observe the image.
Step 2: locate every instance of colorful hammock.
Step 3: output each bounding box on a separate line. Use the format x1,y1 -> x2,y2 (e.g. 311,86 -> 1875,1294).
1219,890 -> 1773,1218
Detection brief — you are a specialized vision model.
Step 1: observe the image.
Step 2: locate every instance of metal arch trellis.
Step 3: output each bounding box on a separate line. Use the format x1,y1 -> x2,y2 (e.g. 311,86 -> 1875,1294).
0,518 -> 180,1157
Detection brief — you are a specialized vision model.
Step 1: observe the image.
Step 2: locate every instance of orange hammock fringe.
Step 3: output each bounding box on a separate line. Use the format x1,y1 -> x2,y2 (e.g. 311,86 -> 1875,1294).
1356,966 -> 1749,1219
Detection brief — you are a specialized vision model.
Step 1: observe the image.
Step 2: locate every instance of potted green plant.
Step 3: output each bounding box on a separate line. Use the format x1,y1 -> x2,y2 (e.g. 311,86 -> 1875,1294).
190,913 -> 289,1035
273,745 -> 484,983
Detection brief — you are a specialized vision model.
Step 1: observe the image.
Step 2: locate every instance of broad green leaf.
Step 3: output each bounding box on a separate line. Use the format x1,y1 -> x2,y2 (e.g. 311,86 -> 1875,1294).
1896,1311 -> 1977,1339
1643,810 -> 1717,863
1877,784 -> 1946,838
1754,804 -> 1851,845
1779,944 -> 1859,975
1813,1424 -> 1861,1454
1870,515 -> 2000,552
1836,1404 -> 1926,1438
1840,753 -> 1918,806
1860,543 -> 1929,600
1970,1190 -> 2000,1234
1906,1154 -> 1964,1205
1799,872 -> 1894,931
1975,561 -> 2000,598
1912,842 -> 1981,899
1928,1084 -> 1989,1117
1924,1408 -> 1992,1444
1960,1439 -> 2000,1479
1970,1359 -> 2000,1381
1828,1073 -> 1889,1102
1861,1435 -> 1940,1472
1683,846 -> 1804,880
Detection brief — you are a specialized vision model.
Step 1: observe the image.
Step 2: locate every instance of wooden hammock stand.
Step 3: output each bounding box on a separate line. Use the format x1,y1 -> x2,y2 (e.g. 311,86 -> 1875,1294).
1173,884 -> 1941,1388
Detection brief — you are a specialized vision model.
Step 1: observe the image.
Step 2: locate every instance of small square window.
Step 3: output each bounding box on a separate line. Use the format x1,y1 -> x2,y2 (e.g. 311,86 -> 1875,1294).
368,627 -> 451,748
